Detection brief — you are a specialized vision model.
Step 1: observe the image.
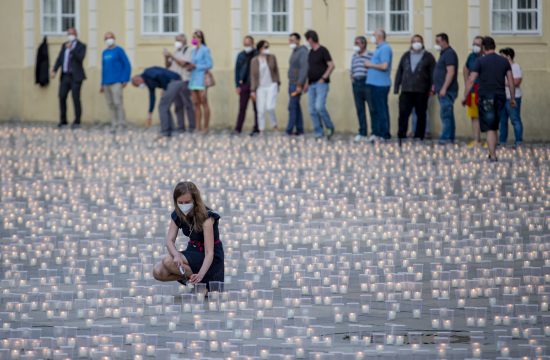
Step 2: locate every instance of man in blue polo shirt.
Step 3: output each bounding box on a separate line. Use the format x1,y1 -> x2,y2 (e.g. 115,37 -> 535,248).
131,66 -> 184,138
365,28 -> 393,141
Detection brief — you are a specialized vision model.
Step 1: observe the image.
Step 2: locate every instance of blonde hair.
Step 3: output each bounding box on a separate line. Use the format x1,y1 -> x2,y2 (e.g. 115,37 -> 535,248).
173,181 -> 208,232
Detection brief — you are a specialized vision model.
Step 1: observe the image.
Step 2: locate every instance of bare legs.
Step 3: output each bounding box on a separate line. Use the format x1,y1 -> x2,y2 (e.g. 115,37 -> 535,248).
487,130 -> 498,159
471,118 -> 481,143
153,254 -> 192,282
191,90 -> 210,133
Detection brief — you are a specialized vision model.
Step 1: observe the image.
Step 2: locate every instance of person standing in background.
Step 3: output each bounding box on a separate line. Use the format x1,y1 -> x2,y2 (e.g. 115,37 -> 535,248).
365,28 -> 393,142
394,34 -> 435,144
250,40 -> 281,134
433,33 -> 459,145
51,27 -> 86,129
498,47 -> 523,147
463,36 -> 515,162
100,31 -> 131,132
305,30 -> 335,140
350,36 -> 372,142
188,30 -> 213,133
286,33 -> 308,136
463,36 -> 484,148
164,33 -> 195,133
234,36 -> 259,136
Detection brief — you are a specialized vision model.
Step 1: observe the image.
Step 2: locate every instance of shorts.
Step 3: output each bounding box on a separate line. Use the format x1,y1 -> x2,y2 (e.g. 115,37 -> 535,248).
466,93 -> 479,119
189,85 -> 205,91
479,94 -> 506,132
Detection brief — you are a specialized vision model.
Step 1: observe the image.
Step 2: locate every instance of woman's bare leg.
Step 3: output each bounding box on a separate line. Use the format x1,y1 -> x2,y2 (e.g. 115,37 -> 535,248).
192,91 -> 202,131
201,90 -> 210,131
153,255 -> 192,282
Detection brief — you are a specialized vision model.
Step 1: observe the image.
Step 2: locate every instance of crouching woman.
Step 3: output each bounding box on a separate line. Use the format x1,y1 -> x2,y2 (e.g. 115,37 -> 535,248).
153,181 -> 224,289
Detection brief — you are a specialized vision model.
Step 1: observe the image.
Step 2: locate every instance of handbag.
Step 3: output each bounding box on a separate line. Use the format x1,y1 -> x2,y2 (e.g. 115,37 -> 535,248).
205,71 -> 215,88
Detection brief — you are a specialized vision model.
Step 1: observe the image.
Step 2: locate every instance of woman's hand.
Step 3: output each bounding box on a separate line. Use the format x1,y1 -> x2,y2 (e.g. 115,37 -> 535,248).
172,253 -> 185,268
189,273 -> 204,284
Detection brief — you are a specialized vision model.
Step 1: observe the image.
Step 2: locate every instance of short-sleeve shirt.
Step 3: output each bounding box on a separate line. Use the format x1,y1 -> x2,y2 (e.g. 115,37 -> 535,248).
465,52 -> 481,91
472,53 -> 512,97
171,208 -> 221,246
350,51 -> 373,79
433,46 -> 459,92
308,46 -> 333,83
366,42 -> 393,87
505,63 -> 522,99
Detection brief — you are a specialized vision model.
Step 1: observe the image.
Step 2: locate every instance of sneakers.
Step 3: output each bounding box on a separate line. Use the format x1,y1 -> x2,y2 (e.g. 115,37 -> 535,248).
467,140 -> 479,148
354,134 -> 366,142
367,135 -> 377,143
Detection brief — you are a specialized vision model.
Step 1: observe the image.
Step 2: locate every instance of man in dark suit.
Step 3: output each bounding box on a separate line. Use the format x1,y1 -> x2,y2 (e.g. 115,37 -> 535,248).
51,27 -> 86,128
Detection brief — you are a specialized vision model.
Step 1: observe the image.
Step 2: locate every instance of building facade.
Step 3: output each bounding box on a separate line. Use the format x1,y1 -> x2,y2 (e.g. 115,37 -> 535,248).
1,0 -> 549,139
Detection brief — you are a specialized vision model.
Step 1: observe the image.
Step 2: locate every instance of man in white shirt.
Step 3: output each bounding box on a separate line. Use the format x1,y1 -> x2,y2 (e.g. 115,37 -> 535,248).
164,33 -> 195,132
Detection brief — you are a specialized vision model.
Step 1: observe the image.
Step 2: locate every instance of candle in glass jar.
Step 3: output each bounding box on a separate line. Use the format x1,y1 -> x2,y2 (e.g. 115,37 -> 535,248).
466,317 -> 475,327
376,292 -> 384,302
512,327 -> 520,338
146,345 -> 155,356
168,321 -> 176,331
500,347 -> 510,357
457,299 -> 465,308
544,326 -> 550,336
432,319 -> 440,329
443,320 -> 452,330
403,291 -> 411,300
472,347 -> 481,358
388,310 -> 396,320
413,309 -> 421,318
334,313 -> 343,323
183,303 -> 191,312
78,347 -> 88,357
349,312 -> 357,322
477,318 -> 486,327
395,336 -> 404,346
209,341 -> 218,352
541,302 -> 549,312
243,329 -> 251,339
503,316 -> 511,326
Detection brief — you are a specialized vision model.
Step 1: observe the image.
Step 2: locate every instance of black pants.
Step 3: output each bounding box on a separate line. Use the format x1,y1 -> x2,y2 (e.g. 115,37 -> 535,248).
59,73 -> 83,125
398,91 -> 429,139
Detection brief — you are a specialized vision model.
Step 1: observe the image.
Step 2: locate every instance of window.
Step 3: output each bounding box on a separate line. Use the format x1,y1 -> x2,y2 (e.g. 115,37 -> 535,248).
365,0 -> 412,34
492,0 -> 541,34
41,0 -> 78,35
142,0 -> 182,35
250,0 -> 291,34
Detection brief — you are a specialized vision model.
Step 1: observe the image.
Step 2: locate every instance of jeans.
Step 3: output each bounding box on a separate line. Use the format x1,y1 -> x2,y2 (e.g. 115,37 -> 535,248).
366,85 -> 391,139
286,84 -> 304,135
352,78 -> 368,136
499,97 -> 523,144
307,82 -> 334,137
438,90 -> 457,142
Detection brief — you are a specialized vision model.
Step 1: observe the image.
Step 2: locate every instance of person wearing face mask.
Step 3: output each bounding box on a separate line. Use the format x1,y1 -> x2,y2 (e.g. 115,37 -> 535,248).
164,34 -> 195,133
131,66 -> 184,138
433,33 -> 459,145
187,30 -> 213,133
153,181 -> 224,290
100,32 -> 131,132
286,32 -> 308,136
233,36 -> 259,135
463,36 -> 485,148
51,28 -> 87,129
304,30 -> 336,140
394,34 -> 436,144
365,28 -> 393,142
250,40 -> 281,133
350,36 -> 373,142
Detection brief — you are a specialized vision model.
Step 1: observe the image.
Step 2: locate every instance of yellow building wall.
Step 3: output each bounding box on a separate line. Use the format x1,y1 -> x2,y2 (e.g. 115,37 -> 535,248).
1,0 -> 549,139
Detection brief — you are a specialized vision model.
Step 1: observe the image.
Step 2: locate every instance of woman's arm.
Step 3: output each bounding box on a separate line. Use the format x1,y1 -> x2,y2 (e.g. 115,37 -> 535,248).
165,220 -> 181,259
189,218 -> 215,283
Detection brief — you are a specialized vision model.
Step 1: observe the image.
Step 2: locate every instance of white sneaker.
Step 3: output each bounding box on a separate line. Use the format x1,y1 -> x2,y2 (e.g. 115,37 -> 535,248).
354,134 -> 366,142
367,135 -> 377,143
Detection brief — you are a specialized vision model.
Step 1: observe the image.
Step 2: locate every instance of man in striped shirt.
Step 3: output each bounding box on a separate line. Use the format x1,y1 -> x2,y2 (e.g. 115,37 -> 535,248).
350,36 -> 373,142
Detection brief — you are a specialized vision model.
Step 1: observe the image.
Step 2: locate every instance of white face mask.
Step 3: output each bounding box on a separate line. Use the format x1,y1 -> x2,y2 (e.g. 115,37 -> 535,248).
434,44 -> 442,52
105,38 -> 115,47
174,41 -> 183,50
178,203 -> 194,215
353,45 -> 361,53
472,45 -> 481,54
262,48 -> 270,55
244,46 -> 253,54
289,43 -> 297,50
411,42 -> 423,51
138,83 -> 146,89
67,34 -> 76,42
370,36 -> 377,45
305,42 -> 312,50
